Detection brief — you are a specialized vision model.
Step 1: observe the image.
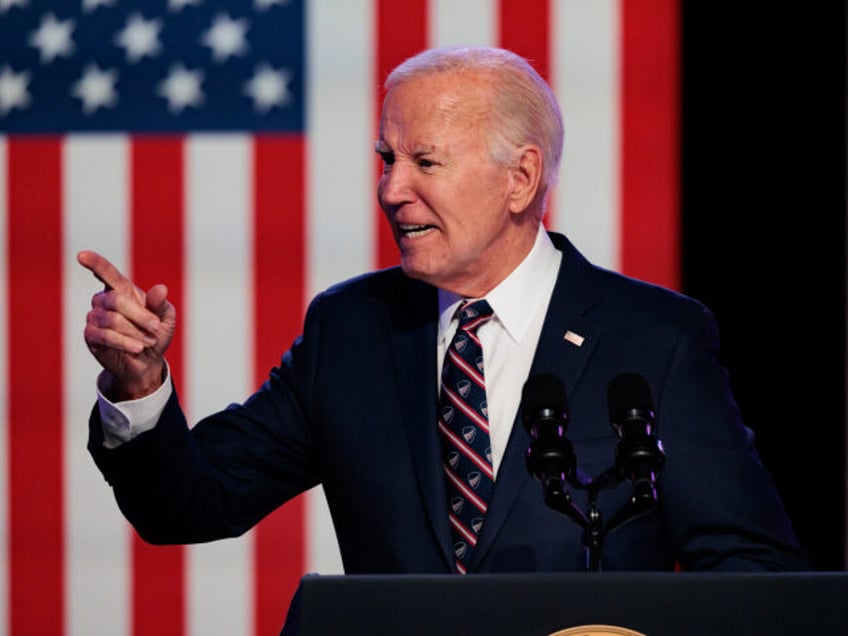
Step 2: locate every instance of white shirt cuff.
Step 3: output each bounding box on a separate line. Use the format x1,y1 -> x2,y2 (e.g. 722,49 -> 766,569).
96,364 -> 173,449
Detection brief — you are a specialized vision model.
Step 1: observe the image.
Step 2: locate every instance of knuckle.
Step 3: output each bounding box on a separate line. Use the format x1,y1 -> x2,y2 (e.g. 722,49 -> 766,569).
89,308 -> 109,328
83,325 -> 103,348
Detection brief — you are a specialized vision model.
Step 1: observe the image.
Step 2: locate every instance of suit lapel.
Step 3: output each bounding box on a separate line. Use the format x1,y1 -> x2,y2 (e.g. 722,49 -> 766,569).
387,277 -> 455,569
471,233 -> 603,568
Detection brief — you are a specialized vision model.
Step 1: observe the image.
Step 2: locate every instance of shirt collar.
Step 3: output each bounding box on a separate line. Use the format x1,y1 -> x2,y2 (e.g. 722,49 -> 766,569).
437,225 -> 561,344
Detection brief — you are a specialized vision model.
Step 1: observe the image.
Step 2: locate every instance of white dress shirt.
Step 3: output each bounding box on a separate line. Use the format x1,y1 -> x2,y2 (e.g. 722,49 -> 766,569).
97,225 -> 562,461
436,225 -> 561,476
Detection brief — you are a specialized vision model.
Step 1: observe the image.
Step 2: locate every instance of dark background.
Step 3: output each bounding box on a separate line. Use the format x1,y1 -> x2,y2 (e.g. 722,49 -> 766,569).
681,3 -> 846,569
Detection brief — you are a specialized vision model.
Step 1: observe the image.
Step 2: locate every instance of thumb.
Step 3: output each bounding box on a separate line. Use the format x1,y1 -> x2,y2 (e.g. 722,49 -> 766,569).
145,284 -> 173,320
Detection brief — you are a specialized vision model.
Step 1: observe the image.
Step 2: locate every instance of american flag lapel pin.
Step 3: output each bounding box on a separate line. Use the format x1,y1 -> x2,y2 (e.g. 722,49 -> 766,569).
563,330 -> 585,347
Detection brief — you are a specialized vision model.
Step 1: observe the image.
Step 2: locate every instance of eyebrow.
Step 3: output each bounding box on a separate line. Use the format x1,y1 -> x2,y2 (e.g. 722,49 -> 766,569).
373,140 -> 437,156
412,145 -> 436,157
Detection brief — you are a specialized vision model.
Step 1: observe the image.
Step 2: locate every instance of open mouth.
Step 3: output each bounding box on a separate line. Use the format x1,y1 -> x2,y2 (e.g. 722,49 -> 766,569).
398,223 -> 437,239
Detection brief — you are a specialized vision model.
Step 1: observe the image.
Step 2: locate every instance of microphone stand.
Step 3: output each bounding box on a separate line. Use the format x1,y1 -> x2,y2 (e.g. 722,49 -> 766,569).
522,372 -> 665,572
533,458 -> 662,572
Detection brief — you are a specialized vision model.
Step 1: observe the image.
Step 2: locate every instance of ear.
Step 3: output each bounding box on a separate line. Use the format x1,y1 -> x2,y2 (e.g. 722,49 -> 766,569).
507,145 -> 543,214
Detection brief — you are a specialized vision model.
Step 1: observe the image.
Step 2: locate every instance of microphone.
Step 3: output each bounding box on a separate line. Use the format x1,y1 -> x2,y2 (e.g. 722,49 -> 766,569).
606,373 -> 666,511
521,373 -> 577,497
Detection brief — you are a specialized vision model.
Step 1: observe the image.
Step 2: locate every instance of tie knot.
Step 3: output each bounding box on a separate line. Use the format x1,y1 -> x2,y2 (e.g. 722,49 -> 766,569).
456,299 -> 494,333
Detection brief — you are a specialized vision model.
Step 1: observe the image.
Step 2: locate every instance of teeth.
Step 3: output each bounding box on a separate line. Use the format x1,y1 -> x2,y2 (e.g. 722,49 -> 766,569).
399,224 -> 434,237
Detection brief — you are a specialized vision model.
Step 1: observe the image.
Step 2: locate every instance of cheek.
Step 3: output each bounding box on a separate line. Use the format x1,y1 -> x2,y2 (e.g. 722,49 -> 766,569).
458,169 -> 508,207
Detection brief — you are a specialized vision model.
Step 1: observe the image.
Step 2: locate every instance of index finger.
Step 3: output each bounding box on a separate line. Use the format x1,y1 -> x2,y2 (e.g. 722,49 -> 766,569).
77,250 -> 130,291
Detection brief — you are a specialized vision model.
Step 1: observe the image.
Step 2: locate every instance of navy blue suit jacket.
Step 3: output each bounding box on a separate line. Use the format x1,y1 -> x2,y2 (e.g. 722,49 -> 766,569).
89,233 -> 806,575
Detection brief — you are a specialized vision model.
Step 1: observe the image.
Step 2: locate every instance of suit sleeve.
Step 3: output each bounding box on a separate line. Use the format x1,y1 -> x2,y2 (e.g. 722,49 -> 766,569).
655,304 -> 809,570
87,294 -> 327,545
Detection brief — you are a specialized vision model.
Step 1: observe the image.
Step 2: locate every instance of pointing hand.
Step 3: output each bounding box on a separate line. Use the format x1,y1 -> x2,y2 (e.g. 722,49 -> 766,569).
78,250 -> 177,401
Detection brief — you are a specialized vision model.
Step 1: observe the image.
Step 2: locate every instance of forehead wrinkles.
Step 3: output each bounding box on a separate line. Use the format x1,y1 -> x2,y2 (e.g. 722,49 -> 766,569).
381,74 -> 494,149
434,94 -> 491,141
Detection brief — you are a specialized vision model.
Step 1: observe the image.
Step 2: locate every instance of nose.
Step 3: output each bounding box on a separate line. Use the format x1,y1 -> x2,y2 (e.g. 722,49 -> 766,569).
378,162 -> 414,213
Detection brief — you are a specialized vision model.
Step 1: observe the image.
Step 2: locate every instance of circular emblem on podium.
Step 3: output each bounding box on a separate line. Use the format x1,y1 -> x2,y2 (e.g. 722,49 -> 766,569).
549,625 -> 646,636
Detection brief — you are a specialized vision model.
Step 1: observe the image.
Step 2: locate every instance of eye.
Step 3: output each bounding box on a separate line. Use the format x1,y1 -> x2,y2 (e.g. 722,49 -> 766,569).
417,158 -> 434,169
378,150 -> 395,166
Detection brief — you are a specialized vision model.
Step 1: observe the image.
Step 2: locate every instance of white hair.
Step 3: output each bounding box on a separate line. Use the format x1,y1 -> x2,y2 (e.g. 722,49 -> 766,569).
385,46 -> 564,197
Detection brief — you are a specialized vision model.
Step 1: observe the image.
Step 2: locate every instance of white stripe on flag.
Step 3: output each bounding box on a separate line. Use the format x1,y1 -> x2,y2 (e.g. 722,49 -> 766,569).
0,137 -> 9,636
64,135 -> 131,636
307,0 -> 375,294
185,135 -> 253,636
430,0 -> 496,48
304,0 -> 374,576
552,0 -> 620,271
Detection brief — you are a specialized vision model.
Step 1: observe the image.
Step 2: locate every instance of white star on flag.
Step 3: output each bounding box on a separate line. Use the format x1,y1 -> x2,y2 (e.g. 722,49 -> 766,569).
243,64 -> 290,112
169,0 -> 203,12
158,63 -> 204,113
254,0 -> 289,10
115,13 -> 163,63
202,13 -> 249,63
0,0 -> 28,14
82,0 -> 116,12
0,65 -> 31,115
28,13 -> 75,64
71,64 -> 118,114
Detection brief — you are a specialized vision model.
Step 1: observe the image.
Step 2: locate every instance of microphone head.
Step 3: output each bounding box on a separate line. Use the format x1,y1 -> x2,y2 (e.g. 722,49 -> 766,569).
607,372 -> 654,424
607,373 -> 665,488
521,373 -> 568,414
521,373 -> 576,488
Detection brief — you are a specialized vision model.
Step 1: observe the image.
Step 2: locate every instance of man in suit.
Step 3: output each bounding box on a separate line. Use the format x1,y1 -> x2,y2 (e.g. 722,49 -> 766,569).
79,45 -> 806,625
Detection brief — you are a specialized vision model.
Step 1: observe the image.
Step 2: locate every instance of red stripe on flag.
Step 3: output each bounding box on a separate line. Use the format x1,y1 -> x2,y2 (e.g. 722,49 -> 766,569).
498,0 -> 555,227
620,0 -> 681,290
130,137 -> 186,636
252,135 -> 307,636
498,0 -> 551,82
7,137 -> 64,635
374,0 -> 429,270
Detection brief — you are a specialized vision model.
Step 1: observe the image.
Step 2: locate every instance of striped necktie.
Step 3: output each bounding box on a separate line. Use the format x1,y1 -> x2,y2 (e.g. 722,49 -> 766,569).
438,299 -> 495,574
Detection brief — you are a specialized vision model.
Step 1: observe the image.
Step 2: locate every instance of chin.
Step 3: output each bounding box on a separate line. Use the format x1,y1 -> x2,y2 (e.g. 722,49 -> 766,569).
399,261 -> 426,281
399,258 -> 436,285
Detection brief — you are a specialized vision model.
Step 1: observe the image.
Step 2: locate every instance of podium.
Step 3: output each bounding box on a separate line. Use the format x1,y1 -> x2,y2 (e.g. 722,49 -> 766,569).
298,572 -> 847,635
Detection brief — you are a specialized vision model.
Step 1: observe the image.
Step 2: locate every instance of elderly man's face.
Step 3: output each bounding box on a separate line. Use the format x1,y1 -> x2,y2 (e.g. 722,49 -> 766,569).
377,72 -> 529,297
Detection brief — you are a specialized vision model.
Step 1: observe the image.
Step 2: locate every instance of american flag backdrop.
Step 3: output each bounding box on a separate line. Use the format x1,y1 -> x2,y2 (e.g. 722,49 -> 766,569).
0,0 -> 679,634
